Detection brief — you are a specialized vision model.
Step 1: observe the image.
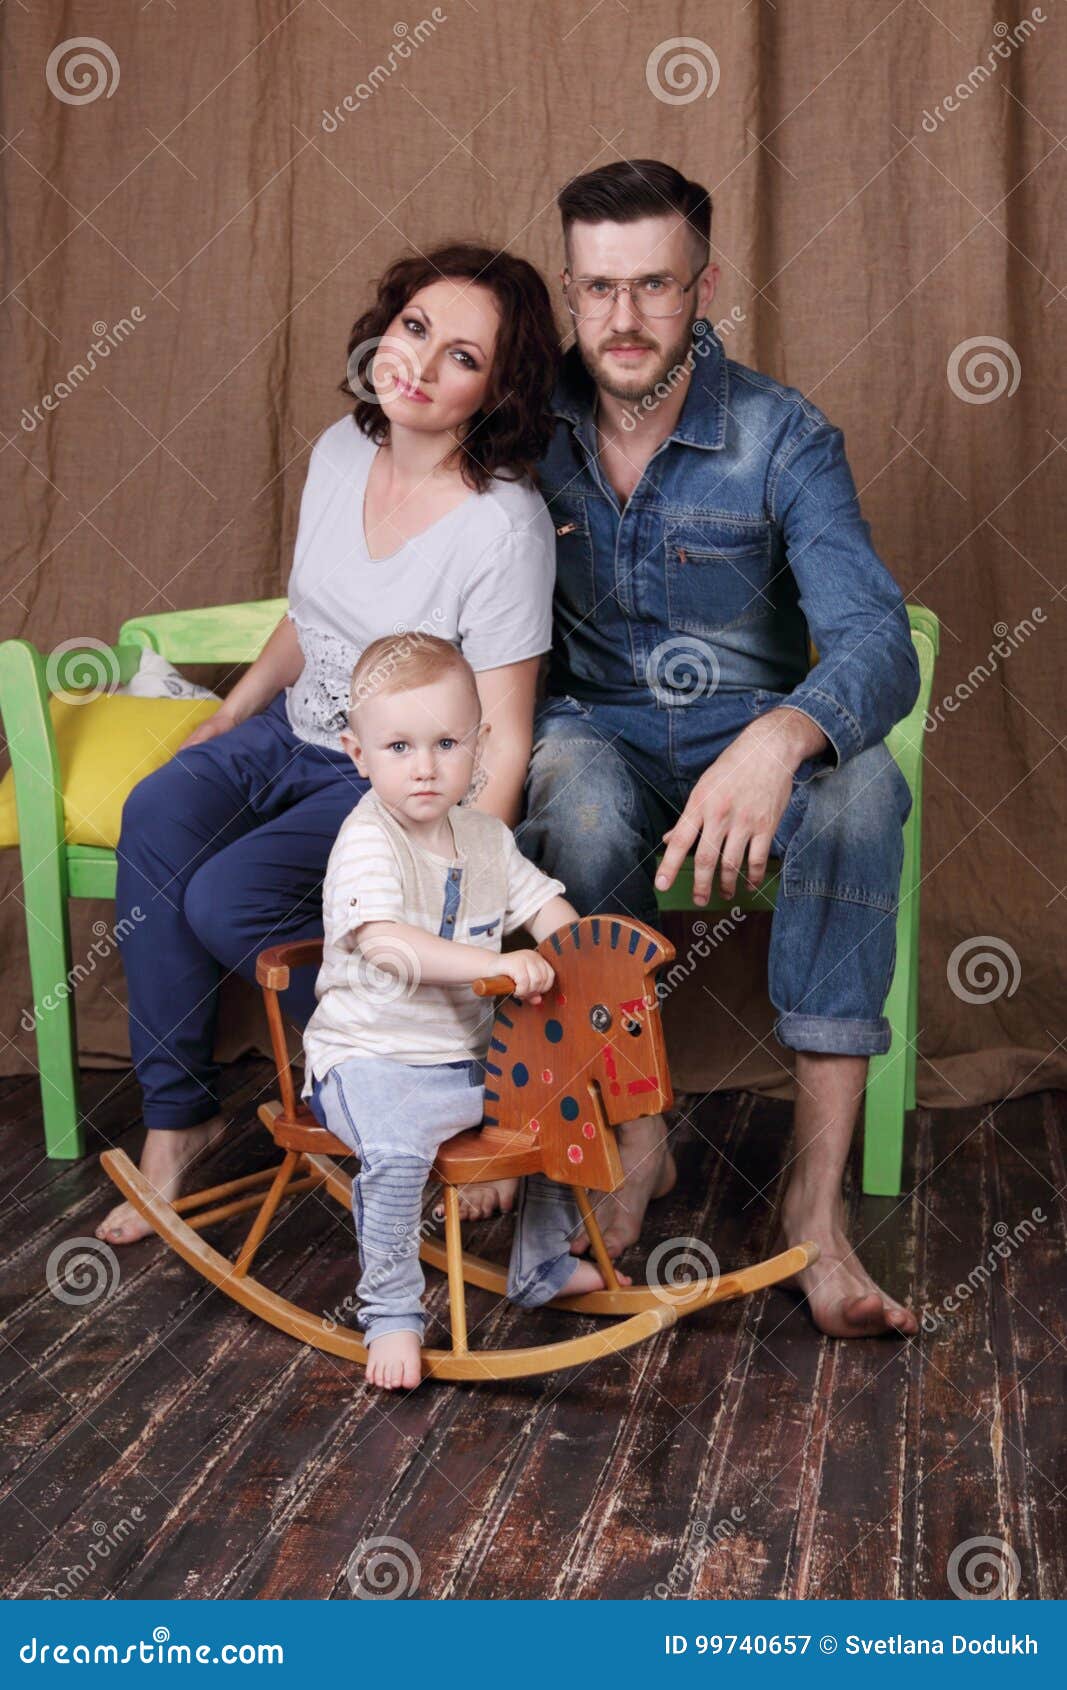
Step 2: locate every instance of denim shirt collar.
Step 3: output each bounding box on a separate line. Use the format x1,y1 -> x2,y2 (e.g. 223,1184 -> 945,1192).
551,318 -> 729,454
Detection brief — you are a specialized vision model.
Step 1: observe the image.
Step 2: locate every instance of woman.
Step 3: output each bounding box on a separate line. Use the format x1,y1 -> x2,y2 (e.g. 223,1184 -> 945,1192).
97,242 -> 560,1245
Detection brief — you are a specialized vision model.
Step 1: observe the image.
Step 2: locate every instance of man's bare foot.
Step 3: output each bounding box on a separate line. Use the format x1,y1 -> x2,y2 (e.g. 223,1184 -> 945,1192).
777,1190 -> 918,1337
569,1112 -> 676,1259
432,1177 -> 518,1223
559,1258 -> 632,1295
366,1330 -> 422,1389
95,1115 -> 228,1246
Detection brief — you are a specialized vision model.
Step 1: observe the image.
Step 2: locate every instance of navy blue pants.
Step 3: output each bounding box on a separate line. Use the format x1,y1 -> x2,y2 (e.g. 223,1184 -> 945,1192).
115,690 -> 367,1130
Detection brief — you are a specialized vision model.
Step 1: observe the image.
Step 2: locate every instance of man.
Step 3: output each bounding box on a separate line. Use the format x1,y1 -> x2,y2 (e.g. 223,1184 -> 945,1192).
519,159 -> 920,1338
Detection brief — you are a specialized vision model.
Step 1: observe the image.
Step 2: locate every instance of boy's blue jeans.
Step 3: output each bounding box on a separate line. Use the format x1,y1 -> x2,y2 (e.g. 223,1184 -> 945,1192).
517,691 -> 914,1058
310,1056 -> 581,1341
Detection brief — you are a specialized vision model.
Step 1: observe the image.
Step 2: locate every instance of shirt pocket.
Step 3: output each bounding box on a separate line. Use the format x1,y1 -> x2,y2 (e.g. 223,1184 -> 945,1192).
550,493 -> 597,619
466,910 -> 505,948
664,518 -> 775,638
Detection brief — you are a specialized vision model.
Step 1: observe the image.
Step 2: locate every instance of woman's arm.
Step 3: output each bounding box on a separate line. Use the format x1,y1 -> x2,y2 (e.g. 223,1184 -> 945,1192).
472,656 -> 541,827
179,613 -> 304,749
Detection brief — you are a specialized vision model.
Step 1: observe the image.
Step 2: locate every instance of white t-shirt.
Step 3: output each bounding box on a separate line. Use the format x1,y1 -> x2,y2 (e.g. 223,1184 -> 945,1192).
284,416 -> 557,749
301,790 -> 566,1088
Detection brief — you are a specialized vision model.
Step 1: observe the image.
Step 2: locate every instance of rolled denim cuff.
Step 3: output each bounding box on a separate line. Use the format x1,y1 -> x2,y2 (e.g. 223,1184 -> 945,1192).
363,1315 -> 425,1345
775,689 -> 863,775
508,1247 -> 580,1310
775,1011 -> 892,1057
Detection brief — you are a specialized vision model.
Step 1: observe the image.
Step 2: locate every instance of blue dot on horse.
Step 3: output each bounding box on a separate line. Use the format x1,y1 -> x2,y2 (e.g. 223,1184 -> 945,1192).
511,1062 -> 529,1088
560,1096 -> 579,1121
545,1019 -> 564,1044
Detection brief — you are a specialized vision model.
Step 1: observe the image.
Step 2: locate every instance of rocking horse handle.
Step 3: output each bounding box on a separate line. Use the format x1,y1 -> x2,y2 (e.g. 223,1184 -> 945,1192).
472,973 -> 517,998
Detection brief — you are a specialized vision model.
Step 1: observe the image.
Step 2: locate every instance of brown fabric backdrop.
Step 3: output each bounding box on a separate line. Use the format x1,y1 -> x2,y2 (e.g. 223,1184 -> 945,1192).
2,1 -> 1064,1112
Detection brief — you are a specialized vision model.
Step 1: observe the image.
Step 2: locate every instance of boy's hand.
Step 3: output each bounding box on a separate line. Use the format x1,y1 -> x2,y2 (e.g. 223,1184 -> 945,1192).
503,950 -> 556,1004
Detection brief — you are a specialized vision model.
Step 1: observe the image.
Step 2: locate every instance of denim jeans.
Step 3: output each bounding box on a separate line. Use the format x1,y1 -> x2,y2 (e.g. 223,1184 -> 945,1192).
517,692 -> 914,1058
310,1054 -> 580,1337
310,1055 -> 488,1344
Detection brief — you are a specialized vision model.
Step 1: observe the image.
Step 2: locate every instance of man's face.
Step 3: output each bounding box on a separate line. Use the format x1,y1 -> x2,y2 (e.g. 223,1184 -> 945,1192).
563,212 -> 718,404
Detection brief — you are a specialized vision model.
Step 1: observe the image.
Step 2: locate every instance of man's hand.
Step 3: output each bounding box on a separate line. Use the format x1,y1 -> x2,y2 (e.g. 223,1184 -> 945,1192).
655,708 -> 829,903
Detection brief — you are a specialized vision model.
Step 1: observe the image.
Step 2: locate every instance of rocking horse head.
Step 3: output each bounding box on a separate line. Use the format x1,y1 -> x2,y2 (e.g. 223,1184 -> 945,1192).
479,916 -> 676,1192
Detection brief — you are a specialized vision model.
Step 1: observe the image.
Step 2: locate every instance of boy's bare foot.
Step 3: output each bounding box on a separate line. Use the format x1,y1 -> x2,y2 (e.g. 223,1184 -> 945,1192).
776,1190 -> 918,1337
569,1112 -> 676,1259
95,1115 -> 228,1245
432,1176 -> 518,1223
366,1330 -> 423,1389
559,1258 -> 633,1295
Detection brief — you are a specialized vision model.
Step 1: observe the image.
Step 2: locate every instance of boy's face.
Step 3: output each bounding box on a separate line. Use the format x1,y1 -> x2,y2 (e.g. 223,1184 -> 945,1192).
342,671 -> 487,827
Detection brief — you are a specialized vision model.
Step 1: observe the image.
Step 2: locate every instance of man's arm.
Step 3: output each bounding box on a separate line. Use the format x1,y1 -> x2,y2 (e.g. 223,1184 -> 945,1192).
656,414 -> 922,905
769,416 -> 921,770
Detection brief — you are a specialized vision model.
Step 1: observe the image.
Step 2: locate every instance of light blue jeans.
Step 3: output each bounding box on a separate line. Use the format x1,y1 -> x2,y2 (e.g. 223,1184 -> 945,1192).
310,1055 -> 579,1342
517,692 -> 914,1057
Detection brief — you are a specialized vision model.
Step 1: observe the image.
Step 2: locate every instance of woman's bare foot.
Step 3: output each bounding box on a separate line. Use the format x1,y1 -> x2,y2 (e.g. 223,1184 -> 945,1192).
366,1330 -> 422,1389
432,1177 -> 518,1223
559,1258 -> 632,1295
95,1115 -> 228,1245
777,1190 -> 918,1337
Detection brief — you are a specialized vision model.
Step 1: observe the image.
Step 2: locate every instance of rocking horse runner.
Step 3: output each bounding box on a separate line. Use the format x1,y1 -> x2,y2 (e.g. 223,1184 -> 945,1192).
101,913 -> 818,1383
101,633 -> 817,1384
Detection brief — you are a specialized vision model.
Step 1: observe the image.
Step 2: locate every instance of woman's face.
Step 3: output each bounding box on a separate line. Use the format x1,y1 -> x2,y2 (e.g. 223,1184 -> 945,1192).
372,278 -> 501,437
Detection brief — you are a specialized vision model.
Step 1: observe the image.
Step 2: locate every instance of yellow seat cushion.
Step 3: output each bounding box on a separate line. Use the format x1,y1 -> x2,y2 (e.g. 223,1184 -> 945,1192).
0,694 -> 221,850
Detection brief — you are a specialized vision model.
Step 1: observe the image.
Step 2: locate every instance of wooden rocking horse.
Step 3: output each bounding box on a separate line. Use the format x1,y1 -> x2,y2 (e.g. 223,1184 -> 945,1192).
101,915 -> 818,1382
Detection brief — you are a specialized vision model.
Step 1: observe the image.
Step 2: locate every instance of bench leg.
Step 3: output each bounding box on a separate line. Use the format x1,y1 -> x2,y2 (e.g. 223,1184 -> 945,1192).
23,852 -> 85,1159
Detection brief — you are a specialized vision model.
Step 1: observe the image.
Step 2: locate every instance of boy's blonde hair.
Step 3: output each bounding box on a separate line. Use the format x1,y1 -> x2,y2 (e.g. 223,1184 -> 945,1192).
348,631 -> 480,721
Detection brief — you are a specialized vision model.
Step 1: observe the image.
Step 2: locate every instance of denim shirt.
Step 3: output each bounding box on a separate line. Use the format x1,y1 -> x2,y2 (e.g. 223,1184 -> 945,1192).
537,321 -> 921,772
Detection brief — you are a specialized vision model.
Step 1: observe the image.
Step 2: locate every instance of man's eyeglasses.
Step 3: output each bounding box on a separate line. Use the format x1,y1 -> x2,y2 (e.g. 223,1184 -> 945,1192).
562,269 -> 703,321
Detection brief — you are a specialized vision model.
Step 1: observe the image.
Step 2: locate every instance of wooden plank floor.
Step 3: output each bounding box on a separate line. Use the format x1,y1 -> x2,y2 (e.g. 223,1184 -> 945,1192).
1,1063 -> 1063,1600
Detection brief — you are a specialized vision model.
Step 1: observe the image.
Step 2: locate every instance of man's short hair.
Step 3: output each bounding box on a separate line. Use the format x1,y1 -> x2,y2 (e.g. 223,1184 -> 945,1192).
349,632 -> 480,720
557,159 -> 712,270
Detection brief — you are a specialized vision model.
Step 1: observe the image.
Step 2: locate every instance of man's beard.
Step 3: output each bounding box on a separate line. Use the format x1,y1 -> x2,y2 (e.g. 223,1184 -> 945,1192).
579,309 -> 700,405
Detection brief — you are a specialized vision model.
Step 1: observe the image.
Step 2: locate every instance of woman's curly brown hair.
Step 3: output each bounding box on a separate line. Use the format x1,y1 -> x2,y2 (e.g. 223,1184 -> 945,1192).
339,243 -> 560,492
